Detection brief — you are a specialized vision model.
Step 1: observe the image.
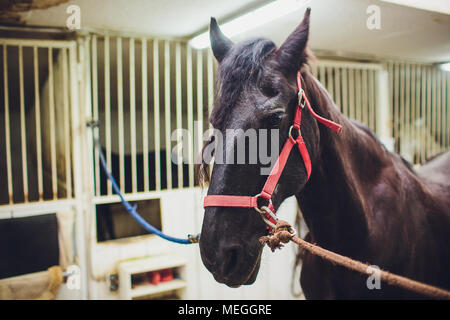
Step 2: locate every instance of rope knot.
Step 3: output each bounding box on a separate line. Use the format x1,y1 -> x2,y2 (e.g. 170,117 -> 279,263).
259,219 -> 295,252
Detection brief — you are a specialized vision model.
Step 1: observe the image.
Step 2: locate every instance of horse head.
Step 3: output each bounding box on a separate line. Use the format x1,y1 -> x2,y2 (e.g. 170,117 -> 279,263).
199,8 -> 323,287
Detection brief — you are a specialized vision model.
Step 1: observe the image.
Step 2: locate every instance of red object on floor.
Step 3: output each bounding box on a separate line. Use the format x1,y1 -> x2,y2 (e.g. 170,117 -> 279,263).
160,269 -> 173,282
148,271 -> 161,285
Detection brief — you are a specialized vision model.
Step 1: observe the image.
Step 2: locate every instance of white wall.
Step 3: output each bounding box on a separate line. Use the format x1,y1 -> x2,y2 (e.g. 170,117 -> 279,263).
87,188 -> 303,300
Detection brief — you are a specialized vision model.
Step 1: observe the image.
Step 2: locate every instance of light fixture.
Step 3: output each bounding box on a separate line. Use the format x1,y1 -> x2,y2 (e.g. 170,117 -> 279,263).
440,62 -> 450,72
380,0 -> 450,15
189,0 -> 310,49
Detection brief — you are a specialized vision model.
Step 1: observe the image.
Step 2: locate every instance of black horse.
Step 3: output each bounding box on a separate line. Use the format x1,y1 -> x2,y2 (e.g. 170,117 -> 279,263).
198,8 -> 450,299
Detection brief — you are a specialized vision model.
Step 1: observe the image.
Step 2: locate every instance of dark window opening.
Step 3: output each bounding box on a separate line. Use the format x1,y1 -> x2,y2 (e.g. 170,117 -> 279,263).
0,213 -> 59,279
96,198 -> 162,242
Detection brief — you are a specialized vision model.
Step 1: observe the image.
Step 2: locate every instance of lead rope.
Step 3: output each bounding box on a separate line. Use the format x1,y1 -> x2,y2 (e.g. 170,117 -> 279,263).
261,219 -> 450,299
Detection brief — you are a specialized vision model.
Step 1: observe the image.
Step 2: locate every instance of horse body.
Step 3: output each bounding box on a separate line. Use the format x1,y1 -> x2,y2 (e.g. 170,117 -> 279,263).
199,8 -> 450,299
296,73 -> 450,299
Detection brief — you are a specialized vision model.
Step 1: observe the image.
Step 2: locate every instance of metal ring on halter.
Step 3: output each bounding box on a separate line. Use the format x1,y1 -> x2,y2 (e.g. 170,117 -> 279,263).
260,205 -> 278,222
254,193 -> 272,214
289,125 -> 301,141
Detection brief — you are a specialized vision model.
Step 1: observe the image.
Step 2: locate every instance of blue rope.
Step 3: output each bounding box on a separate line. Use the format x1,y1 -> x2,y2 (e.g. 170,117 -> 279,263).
95,139 -> 199,245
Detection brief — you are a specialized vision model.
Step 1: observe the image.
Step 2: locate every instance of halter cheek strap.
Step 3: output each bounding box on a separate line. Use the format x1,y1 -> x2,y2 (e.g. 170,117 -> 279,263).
203,72 -> 342,233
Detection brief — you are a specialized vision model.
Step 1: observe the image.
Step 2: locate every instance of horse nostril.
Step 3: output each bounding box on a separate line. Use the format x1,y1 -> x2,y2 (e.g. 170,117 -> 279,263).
221,245 -> 241,277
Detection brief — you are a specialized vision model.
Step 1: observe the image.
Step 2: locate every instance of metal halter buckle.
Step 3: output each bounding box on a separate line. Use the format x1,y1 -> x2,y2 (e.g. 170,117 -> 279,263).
288,125 -> 301,141
259,206 -> 277,230
298,88 -> 306,108
260,205 -> 278,222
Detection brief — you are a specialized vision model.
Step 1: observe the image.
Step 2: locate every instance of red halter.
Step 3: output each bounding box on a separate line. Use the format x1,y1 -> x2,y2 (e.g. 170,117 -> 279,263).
203,72 -> 342,233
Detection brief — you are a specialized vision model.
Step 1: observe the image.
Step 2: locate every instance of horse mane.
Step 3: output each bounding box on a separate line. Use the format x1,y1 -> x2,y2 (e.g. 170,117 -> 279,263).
351,120 -> 416,175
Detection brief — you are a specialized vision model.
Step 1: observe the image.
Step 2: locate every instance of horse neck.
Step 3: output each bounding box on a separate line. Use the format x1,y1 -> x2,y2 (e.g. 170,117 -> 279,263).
296,72 -> 392,253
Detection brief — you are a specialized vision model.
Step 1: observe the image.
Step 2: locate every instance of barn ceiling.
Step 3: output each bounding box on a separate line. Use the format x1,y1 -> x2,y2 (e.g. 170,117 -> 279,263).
3,0 -> 450,63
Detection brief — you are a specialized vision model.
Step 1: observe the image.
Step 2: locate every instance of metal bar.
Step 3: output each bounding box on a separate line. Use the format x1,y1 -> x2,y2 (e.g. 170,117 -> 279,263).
399,63 -> 405,156
411,64 -> 417,164
393,62 -> 400,153
186,46 -> 194,188
341,67 -> 348,118
3,45 -> 13,203
361,69 -> 368,126
91,35 -> 100,196
367,70 -> 374,132
175,42 -> 183,188
48,47 -> 57,199
420,65 -> 427,163
387,62 -> 394,142
376,68 -> 390,143
0,38 -> 76,48
374,69 -> 378,131
117,37 -> 125,192
435,69 -> 441,153
430,67 -> 436,155
355,69 -> 361,122
62,48 -> 72,198
164,41 -> 172,189
414,65 -> 421,164
104,36 -> 112,195
92,190 -> 171,205
348,68 -> 355,120
405,64 -> 411,157
129,38 -> 137,193
334,67 -> 341,111
19,46 -> 28,202
326,66 -> 334,99
318,59 -> 382,70
141,38 -> 149,192
368,69 -> 375,131
33,46 -> 43,200
319,65 -> 325,84
426,67 -> 432,159
153,40 -> 161,190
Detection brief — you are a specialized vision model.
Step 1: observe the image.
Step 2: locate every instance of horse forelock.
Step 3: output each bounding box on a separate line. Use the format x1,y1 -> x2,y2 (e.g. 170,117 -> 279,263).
210,38 -> 276,130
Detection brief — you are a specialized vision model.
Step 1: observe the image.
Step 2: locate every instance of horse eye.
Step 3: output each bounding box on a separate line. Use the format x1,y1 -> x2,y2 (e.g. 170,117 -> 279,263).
266,112 -> 284,127
261,84 -> 279,98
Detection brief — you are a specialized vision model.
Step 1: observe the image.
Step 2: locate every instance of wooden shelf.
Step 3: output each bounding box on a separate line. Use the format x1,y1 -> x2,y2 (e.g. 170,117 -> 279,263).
131,279 -> 186,298
118,253 -> 187,299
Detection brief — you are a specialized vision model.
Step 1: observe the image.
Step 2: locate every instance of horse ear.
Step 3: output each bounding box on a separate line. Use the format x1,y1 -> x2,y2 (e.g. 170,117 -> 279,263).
210,17 -> 233,62
275,8 -> 311,75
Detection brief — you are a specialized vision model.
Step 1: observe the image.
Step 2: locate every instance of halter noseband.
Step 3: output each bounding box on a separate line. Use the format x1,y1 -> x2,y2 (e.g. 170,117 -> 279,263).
203,72 -> 342,233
